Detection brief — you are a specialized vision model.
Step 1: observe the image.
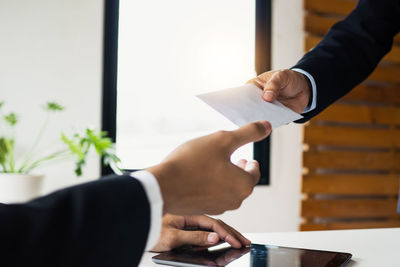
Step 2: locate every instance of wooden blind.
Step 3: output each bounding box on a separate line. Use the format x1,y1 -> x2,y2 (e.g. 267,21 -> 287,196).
301,0 -> 400,231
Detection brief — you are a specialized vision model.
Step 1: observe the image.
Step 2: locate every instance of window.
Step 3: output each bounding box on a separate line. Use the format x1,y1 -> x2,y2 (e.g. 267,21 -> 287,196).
102,0 -> 271,184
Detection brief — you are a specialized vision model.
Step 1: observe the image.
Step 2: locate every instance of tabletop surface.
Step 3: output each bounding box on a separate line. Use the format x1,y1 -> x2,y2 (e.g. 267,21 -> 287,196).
139,228 -> 400,267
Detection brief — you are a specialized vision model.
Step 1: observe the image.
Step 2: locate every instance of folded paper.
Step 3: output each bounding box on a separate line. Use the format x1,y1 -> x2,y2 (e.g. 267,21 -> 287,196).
197,84 -> 303,129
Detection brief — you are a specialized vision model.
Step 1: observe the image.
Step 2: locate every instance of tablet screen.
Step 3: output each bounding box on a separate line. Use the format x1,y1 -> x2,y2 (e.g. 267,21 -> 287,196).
152,243 -> 352,267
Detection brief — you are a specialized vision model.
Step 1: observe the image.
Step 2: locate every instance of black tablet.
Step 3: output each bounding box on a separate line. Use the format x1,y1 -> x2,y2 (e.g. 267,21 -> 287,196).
152,243 -> 352,267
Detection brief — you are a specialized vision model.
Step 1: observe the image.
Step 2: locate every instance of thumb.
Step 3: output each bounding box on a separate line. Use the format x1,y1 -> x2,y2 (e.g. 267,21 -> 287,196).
176,231 -> 220,247
262,70 -> 289,102
228,121 -> 272,153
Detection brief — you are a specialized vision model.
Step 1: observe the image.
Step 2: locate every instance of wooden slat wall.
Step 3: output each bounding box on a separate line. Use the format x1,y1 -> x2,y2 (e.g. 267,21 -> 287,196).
301,0 -> 400,231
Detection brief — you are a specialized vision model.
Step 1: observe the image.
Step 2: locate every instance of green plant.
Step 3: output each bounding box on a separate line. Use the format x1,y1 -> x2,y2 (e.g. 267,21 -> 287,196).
0,101 -> 121,176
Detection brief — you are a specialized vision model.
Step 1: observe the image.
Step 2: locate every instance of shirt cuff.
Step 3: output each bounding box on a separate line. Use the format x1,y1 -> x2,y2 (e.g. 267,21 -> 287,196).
130,170 -> 163,251
398,187 -> 400,214
291,68 -> 317,113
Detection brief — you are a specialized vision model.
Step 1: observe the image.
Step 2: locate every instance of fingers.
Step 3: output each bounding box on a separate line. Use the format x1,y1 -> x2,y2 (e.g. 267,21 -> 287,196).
175,230 -> 221,247
248,69 -> 296,103
227,121 -> 272,153
185,216 -> 240,247
246,77 -> 265,90
254,78 -> 267,90
217,219 -> 251,246
244,160 -> 261,185
184,215 -> 250,248
236,159 -> 247,169
236,159 -> 260,186
247,70 -> 284,102
262,70 -> 290,102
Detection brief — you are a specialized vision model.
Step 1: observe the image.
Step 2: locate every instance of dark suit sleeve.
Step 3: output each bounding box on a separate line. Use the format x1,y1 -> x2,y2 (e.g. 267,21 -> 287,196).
0,175 -> 151,267
293,0 -> 400,122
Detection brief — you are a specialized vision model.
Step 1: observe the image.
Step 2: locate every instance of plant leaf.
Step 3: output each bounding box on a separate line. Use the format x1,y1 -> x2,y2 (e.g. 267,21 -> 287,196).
0,138 -> 9,165
4,113 -> 18,126
0,137 -> 15,172
85,129 -> 113,155
44,102 -> 64,112
61,133 -> 84,160
61,129 -> 121,177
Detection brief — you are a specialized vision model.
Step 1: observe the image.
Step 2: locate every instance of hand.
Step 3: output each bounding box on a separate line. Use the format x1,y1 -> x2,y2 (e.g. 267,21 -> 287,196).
147,121 -> 271,215
151,214 -> 251,252
247,69 -> 311,114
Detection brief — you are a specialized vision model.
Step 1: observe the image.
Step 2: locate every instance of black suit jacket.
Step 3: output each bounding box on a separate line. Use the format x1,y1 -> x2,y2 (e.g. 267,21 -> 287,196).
0,175 -> 151,267
293,0 -> 400,122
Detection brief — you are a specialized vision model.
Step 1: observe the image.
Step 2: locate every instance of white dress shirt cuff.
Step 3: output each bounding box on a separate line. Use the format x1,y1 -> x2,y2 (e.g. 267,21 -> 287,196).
130,170 -> 163,251
291,68 -> 317,113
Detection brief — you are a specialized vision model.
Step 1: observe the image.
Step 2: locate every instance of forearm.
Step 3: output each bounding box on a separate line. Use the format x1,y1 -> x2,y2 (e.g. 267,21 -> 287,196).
293,0 -> 400,121
0,175 -> 150,266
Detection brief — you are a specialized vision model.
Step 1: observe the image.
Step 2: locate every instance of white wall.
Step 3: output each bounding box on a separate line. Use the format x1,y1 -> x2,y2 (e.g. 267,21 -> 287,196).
215,0 -> 305,233
0,0 -> 104,192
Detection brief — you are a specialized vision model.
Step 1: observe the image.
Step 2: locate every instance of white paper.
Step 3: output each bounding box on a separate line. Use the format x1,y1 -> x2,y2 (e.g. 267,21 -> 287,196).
197,84 -> 303,129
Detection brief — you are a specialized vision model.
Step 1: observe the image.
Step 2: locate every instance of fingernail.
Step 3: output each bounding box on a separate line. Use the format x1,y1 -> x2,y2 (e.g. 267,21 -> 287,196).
263,90 -> 274,100
208,232 -> 219,244
259,121 -> 271,132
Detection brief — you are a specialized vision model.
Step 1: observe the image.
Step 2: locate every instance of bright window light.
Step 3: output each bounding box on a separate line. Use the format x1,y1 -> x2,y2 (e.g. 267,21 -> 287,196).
117,0 -> 256,169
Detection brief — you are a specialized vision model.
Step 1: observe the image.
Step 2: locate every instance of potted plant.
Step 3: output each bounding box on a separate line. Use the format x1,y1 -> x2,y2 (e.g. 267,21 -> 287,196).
0,101 -> 121,203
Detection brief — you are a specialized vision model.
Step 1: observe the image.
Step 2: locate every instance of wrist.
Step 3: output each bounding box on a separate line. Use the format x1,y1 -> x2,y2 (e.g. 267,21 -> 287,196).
146,165 -> 164,189
146,162 -> 176,214
290,69 -> 312,112
291,68 -> 316,113
300,73 -> 312,110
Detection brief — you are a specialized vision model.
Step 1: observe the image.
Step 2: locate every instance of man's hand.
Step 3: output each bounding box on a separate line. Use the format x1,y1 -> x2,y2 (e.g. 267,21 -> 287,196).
247,69 -> 311,114
147,121 -> 271,215
151,214 -> 250,252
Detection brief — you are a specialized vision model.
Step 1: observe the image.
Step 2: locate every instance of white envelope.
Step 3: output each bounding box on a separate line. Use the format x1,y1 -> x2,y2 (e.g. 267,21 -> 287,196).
197,84 -> 303,129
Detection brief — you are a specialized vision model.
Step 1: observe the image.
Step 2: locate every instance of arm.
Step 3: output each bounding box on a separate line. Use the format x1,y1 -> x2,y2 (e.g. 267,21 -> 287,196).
0,121 -> 271,266
250,0 -> 400,122
0,175 -> 151,267
293,0 -> 400,121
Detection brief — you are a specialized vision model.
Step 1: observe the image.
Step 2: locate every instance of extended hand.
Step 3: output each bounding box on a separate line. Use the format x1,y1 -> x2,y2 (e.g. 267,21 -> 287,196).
151,214 -> 250,252
248,69 -> 311,114
147,121 -> 271,215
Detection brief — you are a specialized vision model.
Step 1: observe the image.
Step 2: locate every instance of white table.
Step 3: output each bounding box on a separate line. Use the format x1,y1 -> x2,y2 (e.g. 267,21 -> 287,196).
139,228 -> 400,267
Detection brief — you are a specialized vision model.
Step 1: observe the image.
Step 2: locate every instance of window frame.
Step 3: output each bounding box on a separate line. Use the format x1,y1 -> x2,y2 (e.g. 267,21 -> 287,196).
101,0 -> 272,184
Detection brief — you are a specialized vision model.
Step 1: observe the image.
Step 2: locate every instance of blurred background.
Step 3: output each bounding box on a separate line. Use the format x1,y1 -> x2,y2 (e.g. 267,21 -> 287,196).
1,0 -> 399,234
